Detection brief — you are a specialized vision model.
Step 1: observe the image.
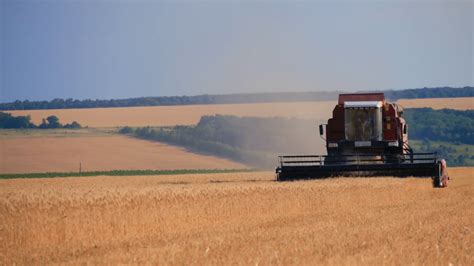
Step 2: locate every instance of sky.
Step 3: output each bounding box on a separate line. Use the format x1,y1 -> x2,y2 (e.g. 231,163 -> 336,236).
0,0 -> 472,103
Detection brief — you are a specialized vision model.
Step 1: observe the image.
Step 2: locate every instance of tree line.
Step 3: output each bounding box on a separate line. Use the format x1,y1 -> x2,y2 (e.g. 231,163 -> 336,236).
413,140 -> 473,167
0,112 -> 81,129
403,108 -> 473,145
384,86 -> 473,100
1,86 -> 472,110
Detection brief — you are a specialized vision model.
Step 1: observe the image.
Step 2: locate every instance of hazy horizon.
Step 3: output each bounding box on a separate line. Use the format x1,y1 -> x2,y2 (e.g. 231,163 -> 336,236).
1,1 -> 473,102
1,86 -> 474,104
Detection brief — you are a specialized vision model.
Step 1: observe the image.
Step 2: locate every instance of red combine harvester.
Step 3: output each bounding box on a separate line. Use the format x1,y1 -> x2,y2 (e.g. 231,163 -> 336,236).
276,93 -> 449,187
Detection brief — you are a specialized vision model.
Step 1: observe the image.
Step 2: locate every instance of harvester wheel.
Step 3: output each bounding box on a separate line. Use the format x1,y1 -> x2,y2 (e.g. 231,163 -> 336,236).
440,159 -> 449,187
433,160 -> 449,188
433,161 -> 442,188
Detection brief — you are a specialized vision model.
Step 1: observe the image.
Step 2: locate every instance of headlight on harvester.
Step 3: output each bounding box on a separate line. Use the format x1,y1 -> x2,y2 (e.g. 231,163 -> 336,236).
328,142 -> 338,148
388,141 -> 399,147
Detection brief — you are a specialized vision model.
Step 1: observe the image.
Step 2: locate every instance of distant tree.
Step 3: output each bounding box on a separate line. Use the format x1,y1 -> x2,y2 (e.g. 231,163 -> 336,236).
39,118 -> 48,129
0,112 -> 35,128
119,126 -> 134,134
63,121 -> 82,129
46,115 -> 62,128
38,115 -> 79,129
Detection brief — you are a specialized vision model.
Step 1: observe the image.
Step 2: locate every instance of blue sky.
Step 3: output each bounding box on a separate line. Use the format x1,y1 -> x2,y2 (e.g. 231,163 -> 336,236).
0,0 -> 472,102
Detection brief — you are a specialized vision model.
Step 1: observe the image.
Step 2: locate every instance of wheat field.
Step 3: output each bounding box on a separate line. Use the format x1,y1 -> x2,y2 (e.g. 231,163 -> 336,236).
7,101 -> 337,128
0,168 -> 472,264
0,133 -> 245,174
8,97 -> 472,128
397,97 -> 474,110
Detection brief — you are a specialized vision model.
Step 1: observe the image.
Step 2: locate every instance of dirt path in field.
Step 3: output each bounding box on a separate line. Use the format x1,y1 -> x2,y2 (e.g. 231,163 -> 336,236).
0,168 -> 472,264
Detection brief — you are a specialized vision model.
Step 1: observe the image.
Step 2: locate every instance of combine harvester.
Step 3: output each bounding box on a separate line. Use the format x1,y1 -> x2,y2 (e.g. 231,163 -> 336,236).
276,93 -> 449,187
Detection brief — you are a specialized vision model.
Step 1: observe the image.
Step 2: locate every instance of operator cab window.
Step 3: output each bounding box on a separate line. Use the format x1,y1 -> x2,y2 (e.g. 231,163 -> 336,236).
344,101 -> 383,141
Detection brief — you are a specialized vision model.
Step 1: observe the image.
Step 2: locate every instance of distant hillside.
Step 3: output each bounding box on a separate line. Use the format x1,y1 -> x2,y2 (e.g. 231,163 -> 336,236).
383,86 -> 474,100
1,86 -> 472,110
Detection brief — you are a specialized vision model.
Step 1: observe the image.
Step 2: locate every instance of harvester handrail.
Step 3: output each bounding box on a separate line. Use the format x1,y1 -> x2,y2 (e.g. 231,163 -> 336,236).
279,152 -> 437,158
279,152 -> 438,166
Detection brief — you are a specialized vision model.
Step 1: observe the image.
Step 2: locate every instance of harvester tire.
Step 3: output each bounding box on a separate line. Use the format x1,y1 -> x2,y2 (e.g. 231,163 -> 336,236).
432,161 -> 442,188
433,160 -> 449,188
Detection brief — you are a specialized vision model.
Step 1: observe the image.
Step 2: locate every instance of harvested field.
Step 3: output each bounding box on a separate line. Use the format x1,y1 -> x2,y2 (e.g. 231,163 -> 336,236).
8,97 -> 473,128
397,97 -> 474,110
0,168 -> 472,264
0,132 -> 245,174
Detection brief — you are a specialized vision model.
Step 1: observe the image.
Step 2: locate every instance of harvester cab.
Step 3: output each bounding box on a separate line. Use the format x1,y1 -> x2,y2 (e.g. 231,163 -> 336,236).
276,93 -> 449,188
